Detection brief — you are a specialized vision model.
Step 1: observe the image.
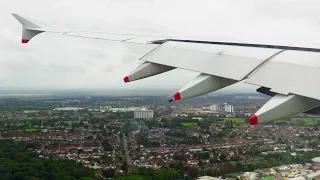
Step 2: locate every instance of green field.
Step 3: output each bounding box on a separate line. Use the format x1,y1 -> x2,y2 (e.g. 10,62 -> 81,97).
259,178 -> 273,180
181,123 -> 198,127
181,117 -> 319,126
221,118 -> 245,124
275,117 -> 320,126
221,117 -> 319,125
25,128 -> 40,133
292,118 -> 320,125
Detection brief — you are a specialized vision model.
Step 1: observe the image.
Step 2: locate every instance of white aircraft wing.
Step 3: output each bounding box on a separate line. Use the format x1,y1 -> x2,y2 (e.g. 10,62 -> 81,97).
12,13 -> 320,125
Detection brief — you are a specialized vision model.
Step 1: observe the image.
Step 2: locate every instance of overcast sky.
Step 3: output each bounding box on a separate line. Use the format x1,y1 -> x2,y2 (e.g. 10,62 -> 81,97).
1,0 -> 320,93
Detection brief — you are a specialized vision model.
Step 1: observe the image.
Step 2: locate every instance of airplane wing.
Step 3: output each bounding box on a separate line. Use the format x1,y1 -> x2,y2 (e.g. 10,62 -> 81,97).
12,13 -> 320,125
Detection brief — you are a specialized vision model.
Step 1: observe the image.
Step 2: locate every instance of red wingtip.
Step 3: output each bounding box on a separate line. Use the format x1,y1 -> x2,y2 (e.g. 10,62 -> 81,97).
249,114 -> 258,125
173,92 -> 181,101
123,76 -> 130,83
21,39 -> 29,43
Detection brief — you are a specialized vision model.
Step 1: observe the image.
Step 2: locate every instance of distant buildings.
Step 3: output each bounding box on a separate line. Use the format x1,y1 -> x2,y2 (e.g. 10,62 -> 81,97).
134,110 -> 153,119
197,176 -> 224,180
53,107 -> 84,111
209,104 -> 219,112
224,104 -> 234,113
107,107 -> 141,112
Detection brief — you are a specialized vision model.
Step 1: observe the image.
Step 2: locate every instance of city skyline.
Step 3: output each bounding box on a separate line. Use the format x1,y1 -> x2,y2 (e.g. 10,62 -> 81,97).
0,87 -> 268,97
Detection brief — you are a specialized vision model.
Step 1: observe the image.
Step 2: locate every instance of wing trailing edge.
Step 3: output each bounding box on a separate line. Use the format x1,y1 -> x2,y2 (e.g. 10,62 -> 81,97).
11,13 -> 171,45
12,13 -> 320,53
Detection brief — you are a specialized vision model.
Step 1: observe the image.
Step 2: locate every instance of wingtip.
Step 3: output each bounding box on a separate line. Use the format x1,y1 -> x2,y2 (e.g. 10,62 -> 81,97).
123,76 -> 130,83
168,92 -> 181,102
173,92 -> 181,101
249,114 -> 258,125
21,39 -> 29,43
11,13 -> 21,19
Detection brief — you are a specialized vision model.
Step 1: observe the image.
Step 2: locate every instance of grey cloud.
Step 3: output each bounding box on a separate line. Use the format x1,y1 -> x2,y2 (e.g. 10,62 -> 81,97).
0,57 -> 87,88
252,0 -> 320,22
0,0 -> 317,92
82,51 -> 105,60
85,60 -> 96,66
4,57 -> 86,74
121,55 -> 135,64
101,64 -> 115,72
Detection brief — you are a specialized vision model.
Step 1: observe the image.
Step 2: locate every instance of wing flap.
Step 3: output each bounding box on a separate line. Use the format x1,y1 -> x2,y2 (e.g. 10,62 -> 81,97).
140,41 -> 282,81
245,50 -> 320,100
250,93 -> 320,125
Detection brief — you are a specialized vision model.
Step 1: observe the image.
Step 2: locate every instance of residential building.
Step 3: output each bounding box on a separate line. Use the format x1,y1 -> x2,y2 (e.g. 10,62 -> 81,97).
209,104 -> 219,112
224,104 -> 234,113
134,110 -> 153,119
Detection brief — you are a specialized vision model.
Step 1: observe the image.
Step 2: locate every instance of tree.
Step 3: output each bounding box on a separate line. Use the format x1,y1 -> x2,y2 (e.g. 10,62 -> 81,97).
0,140 -> 96,179
220,154 -> 227,161
216,132 -> 226,138
121,161 -> 128,172
187,167 -> 199,178
79,177 -> 95,180
308,141 -> 318,149
77,149 -> 84,157
117,175 -> 144,180
103,168 -> 116,178
63,176 -> 77,180
96,135 -> 103,140
102,140 -> 113,151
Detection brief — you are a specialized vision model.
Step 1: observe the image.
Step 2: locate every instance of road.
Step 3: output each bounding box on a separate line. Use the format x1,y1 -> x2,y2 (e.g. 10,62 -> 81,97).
122,134 -> 133,166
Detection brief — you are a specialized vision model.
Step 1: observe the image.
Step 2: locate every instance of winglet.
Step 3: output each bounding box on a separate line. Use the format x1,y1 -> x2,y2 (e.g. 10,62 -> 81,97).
12,13 -> 44,44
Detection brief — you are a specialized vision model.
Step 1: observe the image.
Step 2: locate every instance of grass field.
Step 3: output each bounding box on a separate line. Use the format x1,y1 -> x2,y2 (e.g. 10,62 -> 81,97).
221,118 -> 245,124
181,117 -> 318,126
259,178 -> 273,180
25,128 -> 40,133
181,123 -> 198,127
275,117 -> 320,125
292,118 -> 320,125
221,117 -> 319,125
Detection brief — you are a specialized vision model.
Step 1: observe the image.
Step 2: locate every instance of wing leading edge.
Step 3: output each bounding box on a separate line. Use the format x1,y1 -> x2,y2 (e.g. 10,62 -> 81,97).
12,13 -> 320,125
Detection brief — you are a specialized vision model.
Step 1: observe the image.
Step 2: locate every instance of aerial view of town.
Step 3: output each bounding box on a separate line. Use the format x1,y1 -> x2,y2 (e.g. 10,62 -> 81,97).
2,1 -> 320,179
0,91 -> 319,180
